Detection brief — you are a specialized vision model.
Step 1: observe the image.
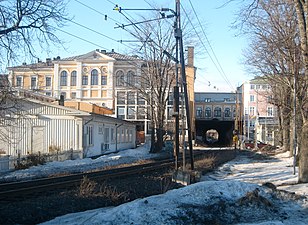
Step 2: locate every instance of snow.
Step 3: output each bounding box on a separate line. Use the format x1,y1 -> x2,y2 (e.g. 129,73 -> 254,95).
0,145 -> 165,182
1,146 -> 307,224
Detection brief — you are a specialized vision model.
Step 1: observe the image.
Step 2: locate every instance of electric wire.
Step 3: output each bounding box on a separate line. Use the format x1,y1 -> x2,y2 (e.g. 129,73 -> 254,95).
74,0 -> 120,24
188,0 -> 234,90
53,27 -> 112,51
182,1 -> 234,90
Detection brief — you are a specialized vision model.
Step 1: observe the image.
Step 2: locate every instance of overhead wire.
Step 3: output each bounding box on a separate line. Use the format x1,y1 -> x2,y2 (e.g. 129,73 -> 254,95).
74,0 -> 120,24
182,1 -> 235,90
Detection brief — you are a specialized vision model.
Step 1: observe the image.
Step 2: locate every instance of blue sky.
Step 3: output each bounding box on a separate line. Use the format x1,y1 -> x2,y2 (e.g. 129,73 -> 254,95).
43,0 -> 250,92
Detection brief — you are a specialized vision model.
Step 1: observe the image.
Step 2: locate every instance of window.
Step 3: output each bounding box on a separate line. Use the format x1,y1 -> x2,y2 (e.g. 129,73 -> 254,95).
267,107 -> 273,116
214,107 -> 221,117
127,70 -> 135,86
121,129 -> 125,142
16,76 -> 22,87
117,92 -> 126,104
91,69 -> 98,85
249,106 -> 255,116
71,71 -> 77,86
45,76 -> 51,87
168,93 -> 174,105
82,75 -> 88,85
256,84 -> 260,89
137,106 -> 146,119
86,126 -> 93,145
117,106 -> 125,119
250,84 -> 255,89
127,106 -> 136,119
101,75 -> 107,85
98,126 -> 103,134
127,92 -> 135,105
71,92 -> 76,99
60,71 -> 67,86
138,92 -> 145,105
250,95 -> 255,102
129,130 -> 133,142
196,107 -> 202,118
205,107 -> 211,118
204,98 -> 211,102
224,108 -> 231,117
111,128 -> 115,143
46,92 -> 51,96
116,70 -> 125,86
104,128 -> 110,143
31,77 -> 37,89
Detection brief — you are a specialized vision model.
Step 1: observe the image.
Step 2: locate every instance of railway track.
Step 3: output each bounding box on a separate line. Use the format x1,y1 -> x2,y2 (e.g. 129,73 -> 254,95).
0,148 -> 236,201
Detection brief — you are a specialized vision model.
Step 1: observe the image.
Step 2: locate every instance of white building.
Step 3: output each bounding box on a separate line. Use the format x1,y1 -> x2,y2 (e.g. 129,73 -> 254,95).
0,98 -> 136,159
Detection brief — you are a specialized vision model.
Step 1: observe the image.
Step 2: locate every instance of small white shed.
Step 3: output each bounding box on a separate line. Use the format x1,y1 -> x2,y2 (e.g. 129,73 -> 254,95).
0,98 -> 136,159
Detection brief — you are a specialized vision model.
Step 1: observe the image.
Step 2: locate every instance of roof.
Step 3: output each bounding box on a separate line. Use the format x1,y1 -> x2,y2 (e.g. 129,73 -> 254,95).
60,50 -> 140,62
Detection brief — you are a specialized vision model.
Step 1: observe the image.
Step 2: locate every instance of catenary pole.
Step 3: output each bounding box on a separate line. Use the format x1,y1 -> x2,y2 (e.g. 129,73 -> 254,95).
176,0 -> 194,170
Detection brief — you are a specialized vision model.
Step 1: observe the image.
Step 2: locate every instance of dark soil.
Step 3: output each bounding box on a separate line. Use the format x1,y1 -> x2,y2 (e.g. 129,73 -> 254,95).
0,150 -> 237,225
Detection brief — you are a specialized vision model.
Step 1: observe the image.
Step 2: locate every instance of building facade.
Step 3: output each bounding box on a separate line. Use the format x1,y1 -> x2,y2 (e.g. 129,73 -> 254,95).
240,78 -> 279,146
8,48 -> 196,138
0,98 -> 136,159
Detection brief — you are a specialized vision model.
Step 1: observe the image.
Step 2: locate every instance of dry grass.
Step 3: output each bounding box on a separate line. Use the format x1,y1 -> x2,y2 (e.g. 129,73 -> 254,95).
78,176 -> 128,204
193,155 -> 217,172
92,159 -> 156,172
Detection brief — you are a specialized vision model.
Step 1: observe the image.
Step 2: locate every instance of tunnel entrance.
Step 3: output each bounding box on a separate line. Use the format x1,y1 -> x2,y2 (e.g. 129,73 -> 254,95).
195,119 -> 235,147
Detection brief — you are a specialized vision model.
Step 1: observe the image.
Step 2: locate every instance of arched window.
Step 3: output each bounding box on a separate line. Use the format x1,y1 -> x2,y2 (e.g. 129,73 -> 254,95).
127,70 -> 135,86
214,107 -> 221,117
116,70 -> 125,86
205,107 -> 211,118
71,71 -> 77,86
224,108 -> 231,117
60,71 -> 67,86
196,107 -> 202,118
91,69 -> 98,85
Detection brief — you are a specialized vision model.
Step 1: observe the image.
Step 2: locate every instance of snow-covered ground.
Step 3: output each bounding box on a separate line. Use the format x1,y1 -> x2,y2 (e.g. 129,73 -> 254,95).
0,145 -> 167,182
1,146 -> 307,224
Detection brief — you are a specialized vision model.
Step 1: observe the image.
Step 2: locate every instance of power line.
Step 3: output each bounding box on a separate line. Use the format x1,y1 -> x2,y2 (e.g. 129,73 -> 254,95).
54,27 -> 112,51
68,20 -> 134,50
73,0 -> 120,24
183,1 -> 234,90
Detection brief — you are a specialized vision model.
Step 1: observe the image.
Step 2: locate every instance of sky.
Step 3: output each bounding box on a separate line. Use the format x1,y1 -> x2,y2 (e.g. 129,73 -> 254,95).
33,0 -> 250,93
1,146 -> 307,224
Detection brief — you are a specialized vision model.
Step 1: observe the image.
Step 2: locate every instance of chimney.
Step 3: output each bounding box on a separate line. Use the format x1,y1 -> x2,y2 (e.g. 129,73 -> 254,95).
111,49 -> 114,53
58,95 -> 65,106
187,46 -> 194,67
101,50 -> 106,54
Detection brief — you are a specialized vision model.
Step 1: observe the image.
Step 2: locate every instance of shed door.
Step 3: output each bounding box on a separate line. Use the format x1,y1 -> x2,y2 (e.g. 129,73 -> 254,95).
32,127 -> 45,154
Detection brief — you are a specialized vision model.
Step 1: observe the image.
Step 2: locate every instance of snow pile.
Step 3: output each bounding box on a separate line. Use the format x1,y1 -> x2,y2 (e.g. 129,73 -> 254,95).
40,180 -> 308,225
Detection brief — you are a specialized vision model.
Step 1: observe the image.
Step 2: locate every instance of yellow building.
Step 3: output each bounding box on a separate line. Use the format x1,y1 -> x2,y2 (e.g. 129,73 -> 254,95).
8,48 -> 196,137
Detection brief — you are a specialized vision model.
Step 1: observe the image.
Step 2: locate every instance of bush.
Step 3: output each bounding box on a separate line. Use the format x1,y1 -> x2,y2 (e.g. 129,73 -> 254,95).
15,153 -> 46,170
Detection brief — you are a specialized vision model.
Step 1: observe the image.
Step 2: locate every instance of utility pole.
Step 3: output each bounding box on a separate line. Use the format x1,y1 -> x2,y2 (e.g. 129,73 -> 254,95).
174,0 -> 194,170
173,0 -> 180,170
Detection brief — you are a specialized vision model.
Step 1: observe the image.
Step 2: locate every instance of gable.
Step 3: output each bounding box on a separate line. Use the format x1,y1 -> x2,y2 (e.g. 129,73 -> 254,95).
60,50 -> 116,62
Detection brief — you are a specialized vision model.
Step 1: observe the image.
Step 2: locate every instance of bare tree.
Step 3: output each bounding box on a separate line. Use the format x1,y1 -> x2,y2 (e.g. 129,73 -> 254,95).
116,2 -> 199,153
233,0 -> 308,182
0,0 -> 69,149
292,0 -> 308,182
0,0 -> 69,68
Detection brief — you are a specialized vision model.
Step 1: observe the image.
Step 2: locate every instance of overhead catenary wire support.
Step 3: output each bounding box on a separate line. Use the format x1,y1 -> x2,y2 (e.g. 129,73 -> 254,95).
113,2 -> 194,170
175,0 -> 194,170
